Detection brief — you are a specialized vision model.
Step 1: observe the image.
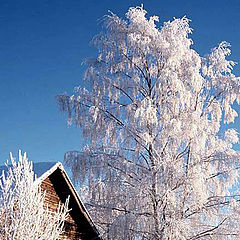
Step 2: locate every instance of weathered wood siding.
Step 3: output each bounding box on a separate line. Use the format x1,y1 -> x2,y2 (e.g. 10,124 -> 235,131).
41,177 -> 82,239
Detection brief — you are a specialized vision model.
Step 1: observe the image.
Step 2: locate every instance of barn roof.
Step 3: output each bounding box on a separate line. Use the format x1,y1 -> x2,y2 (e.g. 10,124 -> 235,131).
0,161 -> 102,240
33,161 -> 57,179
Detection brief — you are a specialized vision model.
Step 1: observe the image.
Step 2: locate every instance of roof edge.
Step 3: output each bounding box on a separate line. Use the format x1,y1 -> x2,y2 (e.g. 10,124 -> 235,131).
34,162 -> 63,185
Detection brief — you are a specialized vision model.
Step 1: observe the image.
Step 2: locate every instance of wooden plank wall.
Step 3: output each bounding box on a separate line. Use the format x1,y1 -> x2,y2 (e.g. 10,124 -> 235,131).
41,177 -> 82,240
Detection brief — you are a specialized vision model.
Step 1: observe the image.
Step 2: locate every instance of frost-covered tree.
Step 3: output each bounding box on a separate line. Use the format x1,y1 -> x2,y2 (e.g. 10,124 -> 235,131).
0,151 -> 69,240
57,5 -> 240,240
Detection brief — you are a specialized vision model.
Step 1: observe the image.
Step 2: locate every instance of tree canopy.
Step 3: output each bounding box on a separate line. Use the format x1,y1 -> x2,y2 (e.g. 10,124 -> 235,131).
58,5 -> 240,240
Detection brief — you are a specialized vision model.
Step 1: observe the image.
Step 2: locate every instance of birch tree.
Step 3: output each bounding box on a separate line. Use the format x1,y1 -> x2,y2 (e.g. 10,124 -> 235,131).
57,5 -> 240,240
0,151 -> 69,240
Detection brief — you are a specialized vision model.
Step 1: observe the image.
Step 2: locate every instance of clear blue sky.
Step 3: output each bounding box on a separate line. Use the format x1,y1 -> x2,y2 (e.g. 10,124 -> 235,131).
1,0 -> 240,165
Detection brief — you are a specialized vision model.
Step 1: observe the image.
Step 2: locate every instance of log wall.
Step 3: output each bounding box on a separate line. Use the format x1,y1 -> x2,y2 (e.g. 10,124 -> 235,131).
41,177 -> 82,239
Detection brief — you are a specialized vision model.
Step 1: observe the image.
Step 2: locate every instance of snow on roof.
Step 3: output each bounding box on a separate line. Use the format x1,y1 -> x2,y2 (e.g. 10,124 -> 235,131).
33,162 -> 59,178
33,162 -> 64,184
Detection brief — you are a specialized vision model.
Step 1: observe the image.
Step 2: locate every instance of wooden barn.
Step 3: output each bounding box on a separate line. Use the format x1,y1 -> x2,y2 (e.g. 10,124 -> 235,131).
33,162 -> 102,240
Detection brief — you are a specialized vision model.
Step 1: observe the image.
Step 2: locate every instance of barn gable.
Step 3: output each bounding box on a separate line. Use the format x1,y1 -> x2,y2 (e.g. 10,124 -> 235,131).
34,162 -> 102,240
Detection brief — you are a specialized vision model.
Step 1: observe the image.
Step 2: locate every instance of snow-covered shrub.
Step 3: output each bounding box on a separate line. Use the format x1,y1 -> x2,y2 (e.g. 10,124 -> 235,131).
0,151 -> 69,240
